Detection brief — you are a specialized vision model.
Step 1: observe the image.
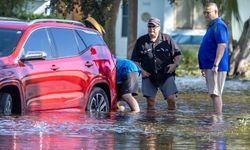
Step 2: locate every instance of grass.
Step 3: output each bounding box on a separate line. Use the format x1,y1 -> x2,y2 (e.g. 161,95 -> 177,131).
176,45 -> 201,77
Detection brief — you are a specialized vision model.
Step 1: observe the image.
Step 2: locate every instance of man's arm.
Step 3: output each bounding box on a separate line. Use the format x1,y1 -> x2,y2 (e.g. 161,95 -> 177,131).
174,55 -> 181,67
167,54 -> 181,73
212,43 -> 226,72
134,62 -> 151,77
131,37 -> 151,78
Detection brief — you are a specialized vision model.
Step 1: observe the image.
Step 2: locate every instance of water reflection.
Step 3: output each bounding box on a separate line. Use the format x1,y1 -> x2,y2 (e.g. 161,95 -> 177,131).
195,114 -> 226,150
0,112 -> 116,150
0,77 -> 249,149
0,133 -> 114,150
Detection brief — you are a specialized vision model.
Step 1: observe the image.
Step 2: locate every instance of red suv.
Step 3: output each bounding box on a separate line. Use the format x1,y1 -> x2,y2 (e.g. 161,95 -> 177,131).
0,18 -> 117,115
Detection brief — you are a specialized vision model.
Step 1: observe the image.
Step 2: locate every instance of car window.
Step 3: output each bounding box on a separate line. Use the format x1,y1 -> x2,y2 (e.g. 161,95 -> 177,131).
23,28 -> 52,59
76,30 -> 105,47
49,28 -> 79,58
0,28 -> 23,57
74,31 -> 87,53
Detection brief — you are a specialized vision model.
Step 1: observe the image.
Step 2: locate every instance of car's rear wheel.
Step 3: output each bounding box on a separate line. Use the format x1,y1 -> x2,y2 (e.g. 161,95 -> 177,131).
0,93 -> 12,115
86,87 -> 110,112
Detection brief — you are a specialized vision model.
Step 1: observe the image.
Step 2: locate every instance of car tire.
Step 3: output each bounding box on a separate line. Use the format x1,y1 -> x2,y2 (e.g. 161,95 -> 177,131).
0,93 -> 12,115
86,87 -> 110,112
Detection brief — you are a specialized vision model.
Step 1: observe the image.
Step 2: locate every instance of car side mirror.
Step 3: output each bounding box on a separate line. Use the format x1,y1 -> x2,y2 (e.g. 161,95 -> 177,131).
20,51 -> 47,61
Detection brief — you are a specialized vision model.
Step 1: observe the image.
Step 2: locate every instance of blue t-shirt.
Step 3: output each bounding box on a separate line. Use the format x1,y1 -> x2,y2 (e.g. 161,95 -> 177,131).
116,58 -> 141,84
198,17 -> 229,71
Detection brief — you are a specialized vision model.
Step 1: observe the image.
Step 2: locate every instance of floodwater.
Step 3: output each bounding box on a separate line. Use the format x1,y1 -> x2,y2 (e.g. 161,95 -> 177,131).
1,77 -> 250,150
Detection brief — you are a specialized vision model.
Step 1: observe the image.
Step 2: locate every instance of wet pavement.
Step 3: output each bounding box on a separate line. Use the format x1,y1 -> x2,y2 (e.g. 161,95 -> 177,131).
0,77 -> 250,150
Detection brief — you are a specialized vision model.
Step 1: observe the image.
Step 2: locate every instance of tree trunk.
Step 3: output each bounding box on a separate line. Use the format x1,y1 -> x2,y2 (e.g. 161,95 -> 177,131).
229,18 -> 250,76
103,0 -> 121,55
127,0 -> 138,59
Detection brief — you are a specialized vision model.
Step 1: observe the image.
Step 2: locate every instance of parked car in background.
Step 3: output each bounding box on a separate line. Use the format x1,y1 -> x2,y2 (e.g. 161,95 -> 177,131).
0,18 -> 117,115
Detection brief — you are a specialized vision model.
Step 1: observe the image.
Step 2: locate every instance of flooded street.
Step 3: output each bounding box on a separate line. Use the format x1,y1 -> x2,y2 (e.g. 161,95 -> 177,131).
0,77 -> 250,150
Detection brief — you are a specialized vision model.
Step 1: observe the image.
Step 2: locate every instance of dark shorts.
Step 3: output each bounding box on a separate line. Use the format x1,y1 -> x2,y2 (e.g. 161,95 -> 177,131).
117,72 -> 140,98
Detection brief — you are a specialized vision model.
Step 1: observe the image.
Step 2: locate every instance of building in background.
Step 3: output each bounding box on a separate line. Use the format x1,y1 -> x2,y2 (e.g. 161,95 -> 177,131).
115,0 -> 250,58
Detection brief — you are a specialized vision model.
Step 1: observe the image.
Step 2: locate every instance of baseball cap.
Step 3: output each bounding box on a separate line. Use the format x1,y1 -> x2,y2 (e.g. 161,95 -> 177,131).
148,17 -> 160,26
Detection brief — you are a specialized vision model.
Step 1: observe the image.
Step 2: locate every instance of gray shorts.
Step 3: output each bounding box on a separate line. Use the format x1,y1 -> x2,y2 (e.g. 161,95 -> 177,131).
204,70 -> 227,96
142,76 -> 178,98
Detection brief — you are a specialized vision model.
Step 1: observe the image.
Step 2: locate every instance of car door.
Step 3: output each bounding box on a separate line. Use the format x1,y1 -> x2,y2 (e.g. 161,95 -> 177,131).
22,27 -> 96,111
21,28 -> 63,111
76,29 -> 116,97
47,27 -> 97,110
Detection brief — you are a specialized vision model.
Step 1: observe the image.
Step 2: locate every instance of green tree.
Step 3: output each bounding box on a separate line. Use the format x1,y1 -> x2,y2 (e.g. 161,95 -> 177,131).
49,0 -> 121,54
0,0 -> 31,17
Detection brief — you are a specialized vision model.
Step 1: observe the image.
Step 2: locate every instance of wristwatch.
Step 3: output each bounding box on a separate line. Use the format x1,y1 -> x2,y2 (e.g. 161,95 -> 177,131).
213,64 -> 218,67
174,63 -> 179,67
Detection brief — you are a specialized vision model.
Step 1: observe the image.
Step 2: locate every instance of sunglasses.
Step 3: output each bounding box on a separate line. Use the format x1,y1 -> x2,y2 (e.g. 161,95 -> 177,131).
203,11 -> 213,15
148,25 -> 159,28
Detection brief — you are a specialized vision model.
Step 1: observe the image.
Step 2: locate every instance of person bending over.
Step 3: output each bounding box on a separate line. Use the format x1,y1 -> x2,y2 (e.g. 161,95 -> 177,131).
116,58 -> 141,112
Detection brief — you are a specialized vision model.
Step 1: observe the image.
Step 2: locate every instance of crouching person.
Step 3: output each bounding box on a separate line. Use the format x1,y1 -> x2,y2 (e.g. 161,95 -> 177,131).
116,58 -> 141,112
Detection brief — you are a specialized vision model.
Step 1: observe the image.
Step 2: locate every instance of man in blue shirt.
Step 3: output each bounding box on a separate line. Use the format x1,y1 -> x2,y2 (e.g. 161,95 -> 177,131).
198,2 -> 229,115
116,58 -> 141,112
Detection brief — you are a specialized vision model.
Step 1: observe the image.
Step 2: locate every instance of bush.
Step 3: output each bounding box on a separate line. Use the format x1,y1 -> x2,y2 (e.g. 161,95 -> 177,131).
176,45 -> 201,76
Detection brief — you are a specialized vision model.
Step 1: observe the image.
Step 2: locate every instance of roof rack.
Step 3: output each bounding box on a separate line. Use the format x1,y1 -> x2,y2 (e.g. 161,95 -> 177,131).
28,19 -> 85,27
0,17 -> 20,21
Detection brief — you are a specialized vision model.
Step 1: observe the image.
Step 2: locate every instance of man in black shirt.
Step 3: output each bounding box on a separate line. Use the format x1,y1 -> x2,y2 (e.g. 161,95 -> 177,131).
131,17 -> 181,111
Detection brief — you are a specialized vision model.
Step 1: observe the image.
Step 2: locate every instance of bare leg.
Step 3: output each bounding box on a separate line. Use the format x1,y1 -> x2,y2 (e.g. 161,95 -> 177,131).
211,94 -> 223,115
147,97 -> 156,110
166,94 -> 177,112
122,93 -> 140,112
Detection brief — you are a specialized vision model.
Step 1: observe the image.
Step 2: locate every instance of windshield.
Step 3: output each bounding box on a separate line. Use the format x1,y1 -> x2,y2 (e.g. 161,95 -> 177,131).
0,28 -> 23,57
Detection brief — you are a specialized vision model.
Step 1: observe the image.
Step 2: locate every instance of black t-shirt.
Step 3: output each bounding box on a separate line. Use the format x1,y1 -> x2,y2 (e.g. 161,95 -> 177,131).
131,33 -> 181,84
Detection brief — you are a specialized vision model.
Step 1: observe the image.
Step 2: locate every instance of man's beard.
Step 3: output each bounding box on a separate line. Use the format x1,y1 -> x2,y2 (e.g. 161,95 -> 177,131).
149,32 -> 157,39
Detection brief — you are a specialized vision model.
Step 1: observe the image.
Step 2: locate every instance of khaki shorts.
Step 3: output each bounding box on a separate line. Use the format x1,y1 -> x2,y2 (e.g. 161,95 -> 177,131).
204,70 -> 227,96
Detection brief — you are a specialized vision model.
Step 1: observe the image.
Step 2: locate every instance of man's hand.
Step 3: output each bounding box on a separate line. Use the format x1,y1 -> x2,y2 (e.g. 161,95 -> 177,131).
166,64 -> 177,73
135,62 -> 151,78
142,70 -> 151,78
212,66 -> 218,73
201,70 -> 205,77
